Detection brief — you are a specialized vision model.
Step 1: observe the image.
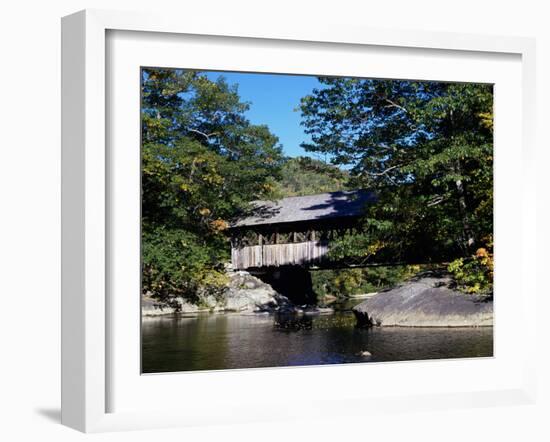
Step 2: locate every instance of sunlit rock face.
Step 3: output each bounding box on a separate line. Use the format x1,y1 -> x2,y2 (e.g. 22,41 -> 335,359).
141,294 -> 180,316
223,271 -> 294,312
353,277 -> 493,327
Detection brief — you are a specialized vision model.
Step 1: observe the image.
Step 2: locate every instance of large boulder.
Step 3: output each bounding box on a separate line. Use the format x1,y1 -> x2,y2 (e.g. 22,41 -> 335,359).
141,294 -> 178,316
222,271 -> 294,312
141,271 -> 295,316
142,294 -> 203,316
352,277 -> 493,327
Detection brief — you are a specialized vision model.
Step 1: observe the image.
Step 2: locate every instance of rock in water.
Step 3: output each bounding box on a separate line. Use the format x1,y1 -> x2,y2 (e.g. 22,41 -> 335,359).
352,277 -> 493,327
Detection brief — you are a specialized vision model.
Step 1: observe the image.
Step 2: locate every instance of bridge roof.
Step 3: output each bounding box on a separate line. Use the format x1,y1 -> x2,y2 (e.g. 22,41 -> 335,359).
231,190 -> 375,228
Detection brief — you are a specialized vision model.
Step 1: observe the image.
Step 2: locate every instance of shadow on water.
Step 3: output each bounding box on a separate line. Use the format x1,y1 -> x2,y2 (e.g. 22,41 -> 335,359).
273,314 -> 313,331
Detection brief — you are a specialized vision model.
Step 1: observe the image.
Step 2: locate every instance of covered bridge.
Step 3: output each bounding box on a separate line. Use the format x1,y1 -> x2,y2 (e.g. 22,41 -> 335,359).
229,190 -> 375,270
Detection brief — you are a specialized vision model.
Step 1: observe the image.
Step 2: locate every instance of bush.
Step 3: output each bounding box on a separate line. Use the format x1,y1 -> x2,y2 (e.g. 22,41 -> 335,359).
142,227 -> 229,302
447,246 -> 493,294
312,265 -> 420,299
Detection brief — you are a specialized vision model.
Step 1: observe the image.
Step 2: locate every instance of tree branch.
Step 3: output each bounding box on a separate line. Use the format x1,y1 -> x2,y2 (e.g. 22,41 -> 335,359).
383,98 -> 408,113
187,128 -> 219,140
427,195 -> 445,207
366,164 -> 402,177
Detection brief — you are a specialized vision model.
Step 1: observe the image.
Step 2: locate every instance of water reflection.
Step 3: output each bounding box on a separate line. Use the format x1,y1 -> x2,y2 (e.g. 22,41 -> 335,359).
274,314 -> 314,331
141,310 -> 493,373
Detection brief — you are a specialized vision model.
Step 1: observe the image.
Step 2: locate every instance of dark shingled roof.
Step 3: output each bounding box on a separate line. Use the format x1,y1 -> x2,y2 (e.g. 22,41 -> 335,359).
231,190 -> 375,228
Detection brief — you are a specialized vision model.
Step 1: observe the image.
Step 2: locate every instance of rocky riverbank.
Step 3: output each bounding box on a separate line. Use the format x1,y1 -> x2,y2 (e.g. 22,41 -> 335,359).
142,270 -> 334,317
352,276 -> 493,327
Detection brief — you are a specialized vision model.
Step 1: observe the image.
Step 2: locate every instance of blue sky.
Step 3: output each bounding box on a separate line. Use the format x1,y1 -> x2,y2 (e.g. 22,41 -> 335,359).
205,71 -> 321,158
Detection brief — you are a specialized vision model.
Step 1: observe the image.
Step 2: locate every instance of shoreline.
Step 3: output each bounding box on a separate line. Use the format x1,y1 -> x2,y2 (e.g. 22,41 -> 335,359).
141,305 -> 336,318
142,274 -> 493,328
141,307 -> 494,328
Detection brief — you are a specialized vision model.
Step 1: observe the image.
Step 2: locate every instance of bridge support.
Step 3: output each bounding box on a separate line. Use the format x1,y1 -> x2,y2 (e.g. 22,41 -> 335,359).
254,266 -> 317,306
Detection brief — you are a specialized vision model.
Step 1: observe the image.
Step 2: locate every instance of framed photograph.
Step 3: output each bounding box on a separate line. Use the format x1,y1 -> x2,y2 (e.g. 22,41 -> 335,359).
62,9 -> 537,432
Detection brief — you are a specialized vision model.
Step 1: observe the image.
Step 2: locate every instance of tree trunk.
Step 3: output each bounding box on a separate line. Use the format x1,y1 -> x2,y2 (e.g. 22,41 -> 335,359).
454,161 -> 475,251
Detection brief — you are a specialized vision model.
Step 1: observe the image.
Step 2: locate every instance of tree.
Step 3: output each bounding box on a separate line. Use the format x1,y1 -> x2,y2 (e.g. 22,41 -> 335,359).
299,78 -> 493,265
141,69 -> 283,301
272,156 -> 349,198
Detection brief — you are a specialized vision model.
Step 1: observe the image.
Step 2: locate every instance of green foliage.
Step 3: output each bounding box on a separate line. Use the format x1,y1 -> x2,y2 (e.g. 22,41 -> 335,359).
141,68 -> 283,301
312,265 -> 420,299
300,78 -> 494,267
142,228 -> 229,302
448,242 -> 494,294
272,156 -> 348,197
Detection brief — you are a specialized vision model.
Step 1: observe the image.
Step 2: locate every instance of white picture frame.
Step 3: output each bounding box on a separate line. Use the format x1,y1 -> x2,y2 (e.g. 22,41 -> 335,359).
61,9 -> 537,433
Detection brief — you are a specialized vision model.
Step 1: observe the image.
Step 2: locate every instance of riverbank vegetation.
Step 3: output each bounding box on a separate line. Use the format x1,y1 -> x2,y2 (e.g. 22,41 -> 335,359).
141,69 -> 493,304
311,265 -> 421,300
141,69 -> 283,301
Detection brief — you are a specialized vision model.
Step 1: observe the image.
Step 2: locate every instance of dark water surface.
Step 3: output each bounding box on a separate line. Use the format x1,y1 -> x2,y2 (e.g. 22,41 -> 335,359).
141,305 -> 493,373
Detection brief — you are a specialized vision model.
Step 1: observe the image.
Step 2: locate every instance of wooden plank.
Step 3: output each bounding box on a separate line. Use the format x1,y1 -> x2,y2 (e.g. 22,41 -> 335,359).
231,240 -> 331,269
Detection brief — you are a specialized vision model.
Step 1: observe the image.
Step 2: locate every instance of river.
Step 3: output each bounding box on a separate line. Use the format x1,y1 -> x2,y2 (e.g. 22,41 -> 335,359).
141,301 -> 493,373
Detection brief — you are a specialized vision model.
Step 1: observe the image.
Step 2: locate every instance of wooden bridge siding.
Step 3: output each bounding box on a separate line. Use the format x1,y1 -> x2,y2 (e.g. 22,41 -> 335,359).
231,240 -> 330,269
